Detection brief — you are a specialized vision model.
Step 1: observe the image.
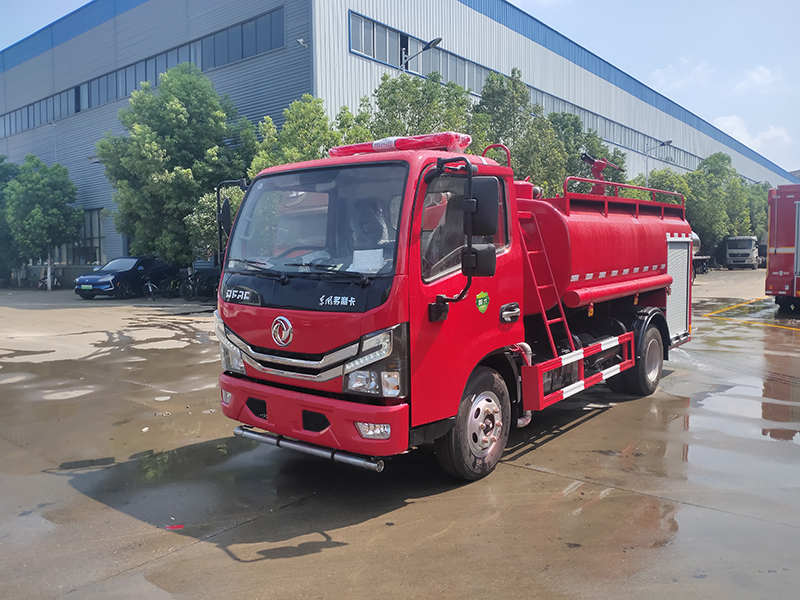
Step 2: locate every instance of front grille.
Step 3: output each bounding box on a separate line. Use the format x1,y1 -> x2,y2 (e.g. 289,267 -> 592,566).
246,397 -> 267,420
302,410 -> 330,432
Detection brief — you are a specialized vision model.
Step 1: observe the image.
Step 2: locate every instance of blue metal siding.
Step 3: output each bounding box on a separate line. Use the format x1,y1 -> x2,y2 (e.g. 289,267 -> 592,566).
455,0 -> 798,183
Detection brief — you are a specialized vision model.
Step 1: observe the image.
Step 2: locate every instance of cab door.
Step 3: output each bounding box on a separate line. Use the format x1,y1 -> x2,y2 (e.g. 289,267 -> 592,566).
407,169 -> 525,428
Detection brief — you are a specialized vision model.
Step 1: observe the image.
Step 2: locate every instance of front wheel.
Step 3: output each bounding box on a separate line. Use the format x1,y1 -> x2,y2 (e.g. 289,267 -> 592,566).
116,281 -> 134,299
625,324 -> 663,396
435,367 -> 511,481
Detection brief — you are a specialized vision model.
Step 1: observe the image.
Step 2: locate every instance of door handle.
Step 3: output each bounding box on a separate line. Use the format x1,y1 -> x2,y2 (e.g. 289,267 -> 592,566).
500,302 -> 520,323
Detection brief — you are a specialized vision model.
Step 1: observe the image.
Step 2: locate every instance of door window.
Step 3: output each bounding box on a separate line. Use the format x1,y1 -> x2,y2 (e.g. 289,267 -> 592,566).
420,175 -> 507,281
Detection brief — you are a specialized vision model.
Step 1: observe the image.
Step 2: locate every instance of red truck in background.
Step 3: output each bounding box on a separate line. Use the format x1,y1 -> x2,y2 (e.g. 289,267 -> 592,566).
214,132 -> 693,480
766,184 -> 800,311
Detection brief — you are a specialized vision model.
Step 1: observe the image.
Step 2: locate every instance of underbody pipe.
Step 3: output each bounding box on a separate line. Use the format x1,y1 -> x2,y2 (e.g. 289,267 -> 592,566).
515,342 -> 534,428
233,426 -> 385,473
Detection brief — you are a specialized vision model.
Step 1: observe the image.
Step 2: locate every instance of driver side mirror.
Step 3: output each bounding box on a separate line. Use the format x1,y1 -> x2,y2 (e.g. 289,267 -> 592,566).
219,197 -> 232,236
464,176 -> 499,237
462,244 -> 496,278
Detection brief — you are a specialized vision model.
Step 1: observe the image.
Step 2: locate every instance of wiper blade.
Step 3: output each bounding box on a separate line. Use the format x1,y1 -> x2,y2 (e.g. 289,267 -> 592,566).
228,259 -> 289,284
288,266 -> 373,287
285,262 -> 340,271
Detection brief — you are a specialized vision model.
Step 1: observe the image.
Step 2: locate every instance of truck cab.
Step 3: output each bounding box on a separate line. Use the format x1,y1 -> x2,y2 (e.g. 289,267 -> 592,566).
725,236 -> 758,269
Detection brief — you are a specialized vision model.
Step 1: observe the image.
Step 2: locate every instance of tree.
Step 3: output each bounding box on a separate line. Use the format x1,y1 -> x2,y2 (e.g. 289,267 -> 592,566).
627,168 -> 690,204
685,153 -> 751,255
0,156 -> 21,282
96,63 -> 256,265
185,187 -> 245,261
474,70 -> 566,195
4,155 -> 82,289
474,68 -> 532,147
548,112 -> 627,192
368,73 -> 474,142
249,95 -> 344,177
745,181 -> 770,243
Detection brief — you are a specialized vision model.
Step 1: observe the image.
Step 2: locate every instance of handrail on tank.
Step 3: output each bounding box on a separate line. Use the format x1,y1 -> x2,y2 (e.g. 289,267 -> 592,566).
482,143 -> 511,167
563,176 -> 684,205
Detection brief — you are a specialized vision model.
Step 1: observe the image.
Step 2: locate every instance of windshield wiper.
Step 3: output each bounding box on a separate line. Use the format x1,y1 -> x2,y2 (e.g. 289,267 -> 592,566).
286,264 -> 373,287
228,259 -> 289,284
285,262 -> 339,271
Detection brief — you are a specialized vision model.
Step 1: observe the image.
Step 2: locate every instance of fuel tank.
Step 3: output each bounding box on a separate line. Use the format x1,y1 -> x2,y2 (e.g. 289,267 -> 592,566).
515,183 -> 692,316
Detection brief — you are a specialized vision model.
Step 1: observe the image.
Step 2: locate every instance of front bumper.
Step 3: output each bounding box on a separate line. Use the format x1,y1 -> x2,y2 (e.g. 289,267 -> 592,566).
75,282 -> 116,295
219,373 -> 410,457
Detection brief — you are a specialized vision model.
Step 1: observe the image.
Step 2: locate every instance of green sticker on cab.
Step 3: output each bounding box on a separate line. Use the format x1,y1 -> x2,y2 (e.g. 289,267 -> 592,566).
476,291 -> 489,314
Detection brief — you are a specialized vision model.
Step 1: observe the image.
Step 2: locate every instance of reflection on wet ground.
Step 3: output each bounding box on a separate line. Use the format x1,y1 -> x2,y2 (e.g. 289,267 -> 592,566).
1,294 -> 799,598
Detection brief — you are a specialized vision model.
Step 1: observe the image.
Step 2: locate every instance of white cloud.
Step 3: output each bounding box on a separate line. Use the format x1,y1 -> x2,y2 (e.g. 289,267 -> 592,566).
734,65 -> 783,94
714,115 -> 793,165
651,57 -> 712,91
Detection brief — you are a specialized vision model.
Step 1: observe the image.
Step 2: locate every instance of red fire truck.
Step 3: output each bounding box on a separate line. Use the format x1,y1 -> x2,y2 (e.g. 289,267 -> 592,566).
215,132 -> 692,480
766,184 -> 800,311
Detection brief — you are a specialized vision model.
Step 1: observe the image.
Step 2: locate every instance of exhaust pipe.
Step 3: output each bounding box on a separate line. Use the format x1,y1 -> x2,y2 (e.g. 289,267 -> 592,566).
233,426 -> 385,473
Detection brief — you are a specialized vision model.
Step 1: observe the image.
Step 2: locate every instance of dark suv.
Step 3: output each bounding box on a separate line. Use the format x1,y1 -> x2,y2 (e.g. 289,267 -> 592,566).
74,257 -> 179,299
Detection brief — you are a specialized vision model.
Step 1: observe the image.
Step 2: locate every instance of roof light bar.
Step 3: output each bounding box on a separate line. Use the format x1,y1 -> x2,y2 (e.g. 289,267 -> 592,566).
329,132 -> 471,157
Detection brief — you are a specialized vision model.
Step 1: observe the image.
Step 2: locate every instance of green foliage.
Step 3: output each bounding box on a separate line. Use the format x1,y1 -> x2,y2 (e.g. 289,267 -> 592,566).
249,95 -> 345,177
627,168 -> 690,204
185,187 -> 245,260
745,181 -> 769,243
4,155 -> 82,261
474,68 -> 532,146
368,73 -> 474,141
97,63 -> 256,265
548,112 -> 627,192
0,156 -> 21,278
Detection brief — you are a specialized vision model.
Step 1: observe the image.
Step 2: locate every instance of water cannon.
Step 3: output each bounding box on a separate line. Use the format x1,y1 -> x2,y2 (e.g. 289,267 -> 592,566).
581,152 -> 621,195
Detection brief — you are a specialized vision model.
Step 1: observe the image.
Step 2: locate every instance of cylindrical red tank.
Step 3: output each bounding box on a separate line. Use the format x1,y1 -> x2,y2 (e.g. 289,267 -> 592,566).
515,183 -> 691,316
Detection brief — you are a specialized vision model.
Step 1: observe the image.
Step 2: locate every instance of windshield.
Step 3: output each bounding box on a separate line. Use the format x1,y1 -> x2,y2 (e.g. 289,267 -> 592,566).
101,258 -> 138,271
728,239 -> 755,250
226,164 -> 407,277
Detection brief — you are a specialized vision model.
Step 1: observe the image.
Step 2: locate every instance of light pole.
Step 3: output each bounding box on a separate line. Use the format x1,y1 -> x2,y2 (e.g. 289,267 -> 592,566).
399,37 -> 442,74
644,139 -> 672,187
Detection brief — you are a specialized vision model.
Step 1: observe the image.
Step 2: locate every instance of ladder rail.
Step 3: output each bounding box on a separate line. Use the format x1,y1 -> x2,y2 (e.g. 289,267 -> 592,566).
524,213 -> 575,357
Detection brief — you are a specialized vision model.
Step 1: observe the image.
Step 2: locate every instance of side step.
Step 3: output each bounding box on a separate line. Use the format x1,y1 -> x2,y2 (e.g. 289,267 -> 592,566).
233,426 -> 385,473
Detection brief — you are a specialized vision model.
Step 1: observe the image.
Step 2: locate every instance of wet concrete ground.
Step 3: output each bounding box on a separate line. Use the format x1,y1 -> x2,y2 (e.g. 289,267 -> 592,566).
1,271 -> 798,599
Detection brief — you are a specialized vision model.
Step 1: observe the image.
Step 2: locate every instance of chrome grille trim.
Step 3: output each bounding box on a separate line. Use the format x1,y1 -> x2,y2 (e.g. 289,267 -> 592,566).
228,331 -> 358,369
242,354 -> 344,382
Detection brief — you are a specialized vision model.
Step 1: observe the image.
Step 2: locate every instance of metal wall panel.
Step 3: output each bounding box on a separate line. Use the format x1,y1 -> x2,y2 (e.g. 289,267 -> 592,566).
0,0 -> 312,264
312,0 -> 796,186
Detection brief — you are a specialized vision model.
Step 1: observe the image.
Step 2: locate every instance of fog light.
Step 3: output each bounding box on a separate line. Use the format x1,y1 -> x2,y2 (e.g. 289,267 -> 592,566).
347,370 -> 380,394
355,422 -> 391,440
221,389 -> 232,406
381,371 -> 400,397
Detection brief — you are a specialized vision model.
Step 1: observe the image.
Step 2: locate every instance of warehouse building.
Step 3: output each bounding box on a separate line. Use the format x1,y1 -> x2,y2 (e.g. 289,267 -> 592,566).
1,0 -> 797,273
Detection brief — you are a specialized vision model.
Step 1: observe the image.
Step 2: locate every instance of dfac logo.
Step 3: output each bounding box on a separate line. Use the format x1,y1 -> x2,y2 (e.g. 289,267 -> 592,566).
271,316 -> 293,347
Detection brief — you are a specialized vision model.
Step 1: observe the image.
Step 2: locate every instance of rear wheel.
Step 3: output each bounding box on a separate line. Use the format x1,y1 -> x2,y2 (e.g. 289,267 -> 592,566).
435,367 -> 510,481
625,325 -> 663,396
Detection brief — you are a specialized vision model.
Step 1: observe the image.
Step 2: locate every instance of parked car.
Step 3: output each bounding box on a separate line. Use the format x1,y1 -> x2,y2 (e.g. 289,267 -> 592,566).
74,257 -> 179,300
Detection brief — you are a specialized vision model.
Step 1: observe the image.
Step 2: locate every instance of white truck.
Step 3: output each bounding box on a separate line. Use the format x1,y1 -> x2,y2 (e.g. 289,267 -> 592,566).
725,236 -> 758,270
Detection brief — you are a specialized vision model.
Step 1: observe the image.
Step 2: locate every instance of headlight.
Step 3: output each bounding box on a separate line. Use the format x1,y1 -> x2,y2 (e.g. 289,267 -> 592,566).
214,311 -> 245,375
343,324 -> 408,398
97,275 -> 114,282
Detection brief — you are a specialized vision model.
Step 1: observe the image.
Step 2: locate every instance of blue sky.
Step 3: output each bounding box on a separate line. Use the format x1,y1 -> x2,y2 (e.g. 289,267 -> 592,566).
2,0 -> 798,173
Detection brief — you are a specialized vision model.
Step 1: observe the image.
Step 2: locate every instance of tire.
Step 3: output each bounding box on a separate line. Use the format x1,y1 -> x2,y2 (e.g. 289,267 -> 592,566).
78,292 -> 95,300
143,282 -> 159,300
625,324 -> 663,396
434,367 -> 511,481
116,281 -> 134,299
606,372 -> 629,394
180,280 -> 196,301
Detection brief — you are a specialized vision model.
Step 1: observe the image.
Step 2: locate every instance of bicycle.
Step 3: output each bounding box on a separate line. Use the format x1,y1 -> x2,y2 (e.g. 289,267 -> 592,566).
143,274 -> 160,301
